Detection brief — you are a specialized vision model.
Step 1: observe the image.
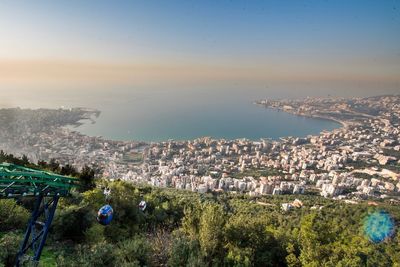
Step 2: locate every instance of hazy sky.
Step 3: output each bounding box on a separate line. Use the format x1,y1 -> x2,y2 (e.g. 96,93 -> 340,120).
0,0 -> 399,89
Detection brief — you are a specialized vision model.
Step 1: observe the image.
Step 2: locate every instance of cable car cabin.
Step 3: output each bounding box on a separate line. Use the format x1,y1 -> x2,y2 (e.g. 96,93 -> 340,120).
97,204 -> 114,225
139,200 -> 147,211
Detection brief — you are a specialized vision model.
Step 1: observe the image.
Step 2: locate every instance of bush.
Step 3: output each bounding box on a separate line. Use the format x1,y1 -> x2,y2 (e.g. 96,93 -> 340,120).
75,243 -> 118,267
0,199 -> 30,232
52,205 -> 94,242
224,214 -> 285,266
147,229 -> 171,266
168,230 -> 204,267
115,235 -> 150,266
0,232 -> 22,267
84,224 -> 105,245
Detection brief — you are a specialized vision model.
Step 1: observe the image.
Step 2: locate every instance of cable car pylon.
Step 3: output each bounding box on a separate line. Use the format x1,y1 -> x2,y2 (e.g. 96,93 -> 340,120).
0,162 -> 79,267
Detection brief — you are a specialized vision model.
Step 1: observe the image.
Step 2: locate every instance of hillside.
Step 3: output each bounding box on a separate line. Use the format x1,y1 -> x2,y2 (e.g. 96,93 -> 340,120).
1,152 -> 399,266
1,182 -> 400,266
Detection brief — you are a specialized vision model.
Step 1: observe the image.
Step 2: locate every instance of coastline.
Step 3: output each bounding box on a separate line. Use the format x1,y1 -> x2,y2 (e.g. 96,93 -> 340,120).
253,95 -> 383,133
255,103 -> 348,130
289,112 -> 349,129
70,105 -> 341,143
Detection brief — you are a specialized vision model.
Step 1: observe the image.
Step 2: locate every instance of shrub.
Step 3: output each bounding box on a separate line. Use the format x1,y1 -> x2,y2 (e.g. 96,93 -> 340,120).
168,230 -> 203,267
74,243 -> 118,267
52,205 -> 94,242
0,232 -> 21,267
115,235 -> 150,266
0,199 -> 30,232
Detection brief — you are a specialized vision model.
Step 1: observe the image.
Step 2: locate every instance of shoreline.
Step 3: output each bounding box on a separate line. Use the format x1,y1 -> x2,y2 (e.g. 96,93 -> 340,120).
255,103 -> 348,130
290,112 -> 350,129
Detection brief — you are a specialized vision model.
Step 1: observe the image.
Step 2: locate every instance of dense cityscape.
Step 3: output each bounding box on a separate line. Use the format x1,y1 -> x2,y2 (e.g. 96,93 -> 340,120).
1,95 -> 399,205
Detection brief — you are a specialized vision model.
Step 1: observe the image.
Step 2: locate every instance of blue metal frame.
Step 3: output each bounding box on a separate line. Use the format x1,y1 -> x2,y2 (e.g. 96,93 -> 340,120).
16,194 -> 60,267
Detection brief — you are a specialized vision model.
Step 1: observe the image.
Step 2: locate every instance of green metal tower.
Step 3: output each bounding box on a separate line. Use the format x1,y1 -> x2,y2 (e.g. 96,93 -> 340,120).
0,162 -> 79,266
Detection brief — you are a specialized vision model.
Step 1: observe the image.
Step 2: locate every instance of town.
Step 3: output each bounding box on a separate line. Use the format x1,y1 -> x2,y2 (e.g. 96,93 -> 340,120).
0,95 -> 399,203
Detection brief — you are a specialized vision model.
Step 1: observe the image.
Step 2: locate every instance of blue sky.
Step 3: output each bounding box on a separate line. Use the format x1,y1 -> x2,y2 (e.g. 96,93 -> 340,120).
0,0 -> 399,88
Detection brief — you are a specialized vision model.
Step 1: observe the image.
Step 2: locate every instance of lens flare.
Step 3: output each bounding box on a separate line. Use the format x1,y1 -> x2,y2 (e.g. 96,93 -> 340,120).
364,210 -> 395,243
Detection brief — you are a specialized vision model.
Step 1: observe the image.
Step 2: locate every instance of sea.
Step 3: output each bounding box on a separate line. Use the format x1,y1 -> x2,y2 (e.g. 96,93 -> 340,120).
1,85 -> 397,142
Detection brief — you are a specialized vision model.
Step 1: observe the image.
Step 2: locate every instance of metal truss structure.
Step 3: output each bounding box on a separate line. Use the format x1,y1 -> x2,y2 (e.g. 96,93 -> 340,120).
0,162 -> 79,266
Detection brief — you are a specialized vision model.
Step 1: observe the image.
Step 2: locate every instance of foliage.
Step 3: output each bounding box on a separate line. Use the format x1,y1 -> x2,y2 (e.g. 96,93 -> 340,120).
0,150 -> 31,167
0,232 -> 21,267
78,165 -> 96,192
52,204 -> 94,242
75,243 -> 118,267
168,230 -> 204,267
0,199 -> 29,232
224,214 -> 285,266
198,203 -> 226,263
1,155 -> 400,267
147,228 -> 172,266
115,235 -> 150,266
84,224 -> 105,245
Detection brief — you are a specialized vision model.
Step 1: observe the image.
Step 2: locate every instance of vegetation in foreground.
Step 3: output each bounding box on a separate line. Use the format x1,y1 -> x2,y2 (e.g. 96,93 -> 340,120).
0,153 -> 399,266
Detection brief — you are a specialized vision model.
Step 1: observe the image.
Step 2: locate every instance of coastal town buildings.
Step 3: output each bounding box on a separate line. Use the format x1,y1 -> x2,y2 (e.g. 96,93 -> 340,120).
1,95 -> 399,201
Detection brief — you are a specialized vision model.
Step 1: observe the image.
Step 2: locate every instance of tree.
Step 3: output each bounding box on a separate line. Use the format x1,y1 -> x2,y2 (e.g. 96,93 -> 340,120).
198,204 -> 226,264
60,164 -> 78,176
52,204 -> 94,242
168,230 -> 204,267
48,158 -> 60,172
299,213 -> 328,266
21,155 -> 29,166
78,165 -> 96,191
182,205 -> 201,240
224,214 -> 285,266
286,242 -> 301,267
